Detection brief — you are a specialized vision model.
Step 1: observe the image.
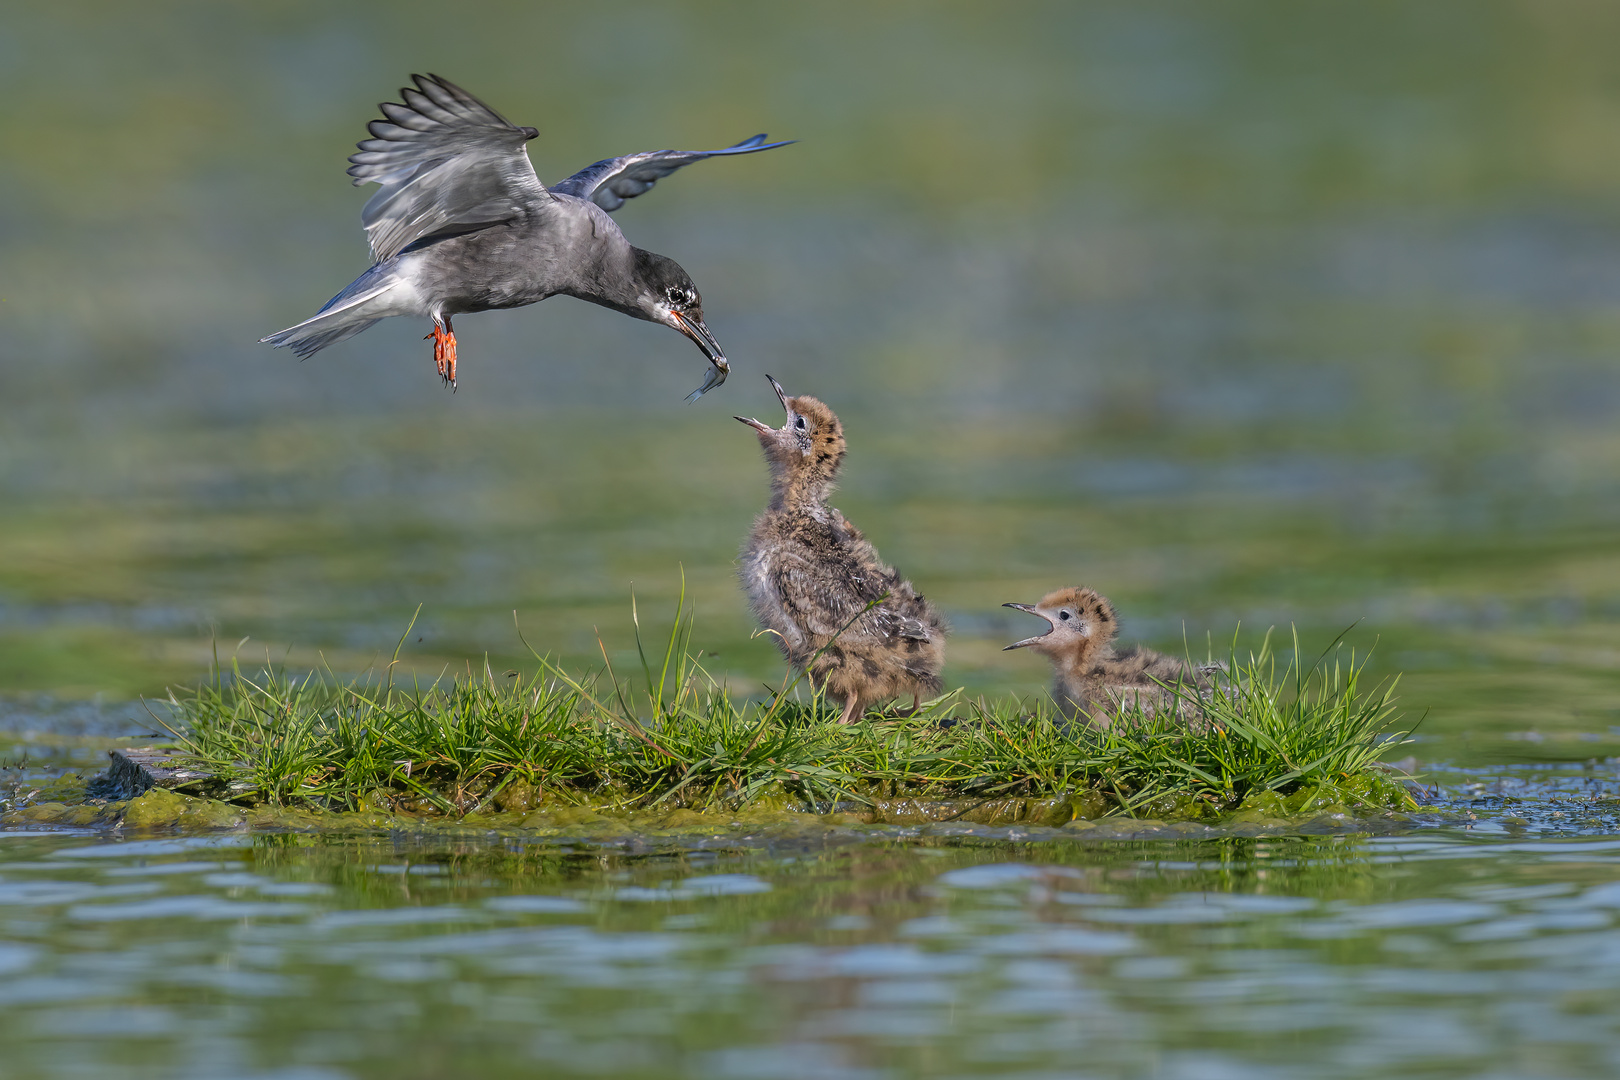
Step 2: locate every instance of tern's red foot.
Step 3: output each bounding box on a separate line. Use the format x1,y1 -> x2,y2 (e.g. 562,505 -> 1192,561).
428,325 -> 458,387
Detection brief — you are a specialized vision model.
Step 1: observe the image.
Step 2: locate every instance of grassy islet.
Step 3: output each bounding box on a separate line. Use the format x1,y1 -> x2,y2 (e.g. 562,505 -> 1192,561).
153,594 -> 1416,824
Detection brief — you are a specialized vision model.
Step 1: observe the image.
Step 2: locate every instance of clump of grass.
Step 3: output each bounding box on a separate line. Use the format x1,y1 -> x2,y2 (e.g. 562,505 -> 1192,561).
154,590 -> 1415,820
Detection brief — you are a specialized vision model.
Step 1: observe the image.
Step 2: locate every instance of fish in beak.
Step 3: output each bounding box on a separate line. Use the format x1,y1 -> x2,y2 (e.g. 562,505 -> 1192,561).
670,310 -> 730,401
1002,602 -> 1055,650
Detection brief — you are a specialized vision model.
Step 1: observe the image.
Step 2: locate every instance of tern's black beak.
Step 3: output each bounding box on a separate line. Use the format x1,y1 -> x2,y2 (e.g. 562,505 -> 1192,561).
672,311 -> 730,401
1001,603 -> 1055,650
672,310 -> 724,363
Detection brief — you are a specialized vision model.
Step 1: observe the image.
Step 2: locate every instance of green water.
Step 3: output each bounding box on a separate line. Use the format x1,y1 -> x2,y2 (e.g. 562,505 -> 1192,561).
5,1 -> 1620,1073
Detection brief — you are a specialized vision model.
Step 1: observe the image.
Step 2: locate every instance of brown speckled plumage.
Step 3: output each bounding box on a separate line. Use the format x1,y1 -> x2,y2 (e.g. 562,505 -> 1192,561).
737,378 -> 947,723
1003,587 -> 1210,729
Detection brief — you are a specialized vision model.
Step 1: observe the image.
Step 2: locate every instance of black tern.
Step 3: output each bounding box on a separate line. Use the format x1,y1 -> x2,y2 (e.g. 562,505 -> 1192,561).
261,74 -> 791,396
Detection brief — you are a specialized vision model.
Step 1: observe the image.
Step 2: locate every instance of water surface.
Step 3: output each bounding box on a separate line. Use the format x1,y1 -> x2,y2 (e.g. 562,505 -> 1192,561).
6,818 -> 1620,1079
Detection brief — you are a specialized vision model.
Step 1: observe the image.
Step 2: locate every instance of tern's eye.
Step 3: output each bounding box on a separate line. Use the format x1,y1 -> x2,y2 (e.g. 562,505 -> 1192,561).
1059,610 -> 1071,621
794,416 -> 807,431
665,286 -> 685,305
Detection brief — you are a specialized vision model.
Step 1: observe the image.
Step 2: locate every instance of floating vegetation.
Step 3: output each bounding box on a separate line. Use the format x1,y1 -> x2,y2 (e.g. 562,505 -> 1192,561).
141,592 -> 1417,825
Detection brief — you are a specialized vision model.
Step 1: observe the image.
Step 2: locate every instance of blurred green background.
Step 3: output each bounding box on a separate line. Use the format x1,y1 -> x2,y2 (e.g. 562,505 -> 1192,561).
3,0 -> 1620,762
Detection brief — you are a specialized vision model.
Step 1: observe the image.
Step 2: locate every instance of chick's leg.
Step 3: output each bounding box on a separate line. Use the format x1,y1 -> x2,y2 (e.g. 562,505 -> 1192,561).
885,695 -> 922,719
836,696 -> 862,725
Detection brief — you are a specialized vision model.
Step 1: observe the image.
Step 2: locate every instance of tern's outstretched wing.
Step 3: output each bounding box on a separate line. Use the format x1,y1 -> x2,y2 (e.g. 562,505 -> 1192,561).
346,74 -> 550,263
551,135 -> 794,212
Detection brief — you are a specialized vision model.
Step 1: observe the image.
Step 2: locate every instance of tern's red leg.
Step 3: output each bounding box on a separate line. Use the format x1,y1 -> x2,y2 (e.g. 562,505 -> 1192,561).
426,322 -> 459,388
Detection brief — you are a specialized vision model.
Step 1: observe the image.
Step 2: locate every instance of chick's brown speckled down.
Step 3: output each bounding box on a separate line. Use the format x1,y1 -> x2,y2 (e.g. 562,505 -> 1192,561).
1003,587 -> 1212,728
737,377 -> 946,724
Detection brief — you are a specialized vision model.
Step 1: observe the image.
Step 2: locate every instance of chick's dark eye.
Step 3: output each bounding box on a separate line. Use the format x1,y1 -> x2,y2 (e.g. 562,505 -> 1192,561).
794,416 -> 807,430
1059,611 -> 1071,621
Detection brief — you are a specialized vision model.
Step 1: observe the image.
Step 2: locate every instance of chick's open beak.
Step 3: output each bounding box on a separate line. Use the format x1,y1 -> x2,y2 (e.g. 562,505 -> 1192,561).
736,375 -> 796,434
767,374 -> 789,412
1001,602 -> 1055,650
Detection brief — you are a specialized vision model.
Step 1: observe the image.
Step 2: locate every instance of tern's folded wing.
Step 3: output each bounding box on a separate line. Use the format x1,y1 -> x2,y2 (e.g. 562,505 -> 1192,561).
346,74 -> 550,262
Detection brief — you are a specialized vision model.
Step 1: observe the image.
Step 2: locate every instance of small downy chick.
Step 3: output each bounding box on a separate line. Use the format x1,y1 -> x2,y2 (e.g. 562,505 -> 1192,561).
737,376 -> 947,724
1002,587 -> 1208,728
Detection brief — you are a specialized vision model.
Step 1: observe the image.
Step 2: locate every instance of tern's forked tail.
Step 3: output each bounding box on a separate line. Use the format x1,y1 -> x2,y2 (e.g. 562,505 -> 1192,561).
260,270 -> 409,360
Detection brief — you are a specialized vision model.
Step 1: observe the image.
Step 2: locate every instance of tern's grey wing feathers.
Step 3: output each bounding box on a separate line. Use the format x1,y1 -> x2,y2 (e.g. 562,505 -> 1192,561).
347,74 -> 550,262
552,135 -> 793,212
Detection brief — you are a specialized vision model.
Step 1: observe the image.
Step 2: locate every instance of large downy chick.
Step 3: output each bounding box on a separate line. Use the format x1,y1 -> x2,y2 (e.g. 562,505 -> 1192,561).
737,376 -> 946,724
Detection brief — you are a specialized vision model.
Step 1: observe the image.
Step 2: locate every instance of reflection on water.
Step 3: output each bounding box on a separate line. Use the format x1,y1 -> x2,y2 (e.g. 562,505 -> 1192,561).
3,826 -> 1620,1078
